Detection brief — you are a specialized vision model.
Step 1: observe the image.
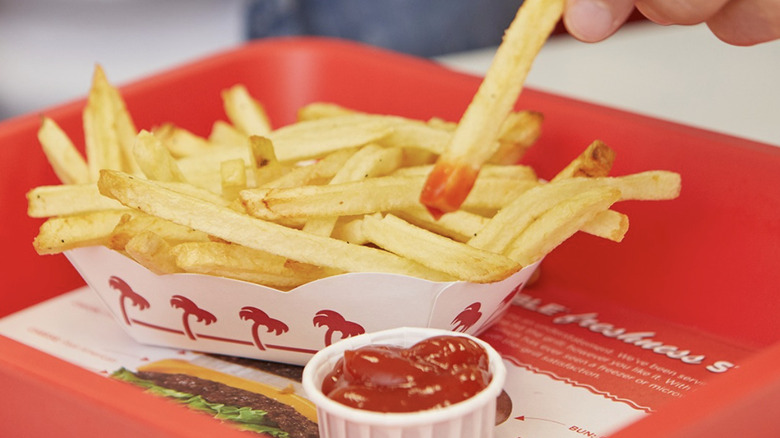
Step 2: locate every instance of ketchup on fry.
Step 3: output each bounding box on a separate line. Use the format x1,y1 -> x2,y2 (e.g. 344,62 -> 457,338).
321,335 -> 491,413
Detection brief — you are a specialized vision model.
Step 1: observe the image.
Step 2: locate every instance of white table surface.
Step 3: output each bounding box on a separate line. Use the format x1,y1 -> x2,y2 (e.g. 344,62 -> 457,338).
436,22 -> 780,148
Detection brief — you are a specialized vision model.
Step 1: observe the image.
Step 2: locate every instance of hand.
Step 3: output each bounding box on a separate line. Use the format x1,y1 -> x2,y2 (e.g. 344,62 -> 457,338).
563,0 -> 780,46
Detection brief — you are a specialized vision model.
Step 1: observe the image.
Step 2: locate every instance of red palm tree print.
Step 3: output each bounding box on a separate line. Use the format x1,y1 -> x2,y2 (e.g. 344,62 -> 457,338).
313,310 -> 365,346
239,307 -> 289,350
451,302 -> 482,332
108,276 -> 150,326
170,295 -> 217,340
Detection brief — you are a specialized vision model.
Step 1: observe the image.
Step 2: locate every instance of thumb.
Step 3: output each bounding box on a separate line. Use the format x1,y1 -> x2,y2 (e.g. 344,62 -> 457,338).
564,0 -> 637,42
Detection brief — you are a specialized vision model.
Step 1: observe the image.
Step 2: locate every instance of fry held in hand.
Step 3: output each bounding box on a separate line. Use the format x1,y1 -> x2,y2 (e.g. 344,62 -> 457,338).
420,0 -> 565,216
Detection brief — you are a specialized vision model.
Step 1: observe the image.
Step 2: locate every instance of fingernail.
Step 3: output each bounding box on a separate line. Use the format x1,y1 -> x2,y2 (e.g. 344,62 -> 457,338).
565,0 -> 616,42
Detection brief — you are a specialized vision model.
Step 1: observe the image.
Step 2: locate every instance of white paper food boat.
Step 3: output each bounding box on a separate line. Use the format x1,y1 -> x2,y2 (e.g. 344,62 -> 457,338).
65,246 -> 540,365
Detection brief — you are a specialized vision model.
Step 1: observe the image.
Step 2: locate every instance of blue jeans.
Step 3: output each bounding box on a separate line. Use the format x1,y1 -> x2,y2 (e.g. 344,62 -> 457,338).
246,0 -> 523,57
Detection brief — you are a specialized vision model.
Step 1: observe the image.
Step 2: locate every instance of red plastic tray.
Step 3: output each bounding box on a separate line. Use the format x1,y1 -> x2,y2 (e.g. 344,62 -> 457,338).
1,37 -> 778,437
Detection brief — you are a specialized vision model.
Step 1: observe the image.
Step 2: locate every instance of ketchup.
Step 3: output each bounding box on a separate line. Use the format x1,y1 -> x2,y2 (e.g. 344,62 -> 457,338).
321,335 -> 491,413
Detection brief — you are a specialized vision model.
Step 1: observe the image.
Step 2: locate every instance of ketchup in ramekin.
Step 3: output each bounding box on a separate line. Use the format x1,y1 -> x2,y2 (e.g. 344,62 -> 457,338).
320,335 -> 491,413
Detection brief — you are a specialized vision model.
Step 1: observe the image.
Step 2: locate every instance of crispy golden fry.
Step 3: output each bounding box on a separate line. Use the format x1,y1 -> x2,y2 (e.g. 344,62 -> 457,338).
302,144 -> 403,237
125,231 -> 182,275
108,212 -> 210,251
33,210 -> 127,254
133,130 -> 187,182
392,163 -> 537,181
98,170 -> 454,282
152,123 -> 212,158
551,140 -> 616,181
470,172 -> 679,253
170,241 -> 330,289
260,148 -> 357,189
330,216 -> 369,245
38,117 -> 90,185
296,102 -> 356,121
420,0 -> 565,215
220,158 -> 249,201
240,175 -> 537,221
506,187 -> 622,266
268,114 -> 395,162
392,206 -> 489,243
27,183 -> 125,218
222,84 -> 272,136
209,120 -> 251,147
489,110 -> 544,164
581,209 -> 629,243
362,214 -> 521,283
83,65 -> 125,179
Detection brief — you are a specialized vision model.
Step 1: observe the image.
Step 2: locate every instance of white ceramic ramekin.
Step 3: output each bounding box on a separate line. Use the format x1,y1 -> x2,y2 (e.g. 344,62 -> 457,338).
301,327 -> 507,438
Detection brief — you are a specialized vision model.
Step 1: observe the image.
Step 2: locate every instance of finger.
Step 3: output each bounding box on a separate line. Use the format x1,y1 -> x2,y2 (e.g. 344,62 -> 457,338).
564,0 -> 636,42
635,0 -> 731,25
706,0 -> 780,46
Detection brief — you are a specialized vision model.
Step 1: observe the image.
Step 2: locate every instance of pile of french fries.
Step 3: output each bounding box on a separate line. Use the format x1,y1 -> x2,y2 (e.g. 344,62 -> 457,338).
27,62 -> 681,290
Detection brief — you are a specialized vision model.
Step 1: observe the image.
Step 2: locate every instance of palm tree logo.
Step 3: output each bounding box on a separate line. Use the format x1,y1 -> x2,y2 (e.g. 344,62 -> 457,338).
239,307 -> 289,350
451,302 -> 483,332
313,310 -> 365,346
108,276 -> 150,326
170,295 -> 217,340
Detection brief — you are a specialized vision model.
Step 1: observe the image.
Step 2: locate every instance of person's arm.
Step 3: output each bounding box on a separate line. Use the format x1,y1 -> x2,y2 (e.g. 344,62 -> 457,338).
563,0 -> 780,46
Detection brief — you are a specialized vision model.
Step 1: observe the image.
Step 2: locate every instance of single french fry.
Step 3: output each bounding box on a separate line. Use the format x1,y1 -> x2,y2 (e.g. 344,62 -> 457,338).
296,102 -> 356,121
98,169 -> 454,282
330,216 -> 369,245
268,114 -> 395,162
170,241 -> 330,289
108,212 -> 210,251
83,65 -> 124,180
37,117 -> 90,185
124,231 -> 182,275
489,110 -> 544,164
241,175 -> 537,221
260,148 -> 357,189
33,210 -> 127,254
506,187 -> 622,266
551,140 -> 616,181
221,158 -> 248,201
133,130 -> 187,182
153,123 -> 213,158
362,214 -> 521,283
581,209 -> 629,243
420,0 -> 565,215
302,144 -> 403,237
222,84 -> 272,136
392,206 -> 489,243
27,183 -> 125,218
209,120 -> 251,147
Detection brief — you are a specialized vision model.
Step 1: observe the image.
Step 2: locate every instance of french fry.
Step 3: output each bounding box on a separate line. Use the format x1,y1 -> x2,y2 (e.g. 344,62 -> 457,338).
551,140 -> 616,181
222,84 -> 272,136
33,210 -> 127,254
108,213 -> 210,251
152,123 -> 212,158
221,158 -> 248,201
302,144 -> 403,237
506,187 -> 622,266
208,120 -> 251,147
133,130 -> 187,182
124,231 -> 182,275
420,0 -> 565,216
489,110 -> 544,164
37,117 -> 90,185
362,213 -> 520,283
83,65 -> 125,180
260,148 -> 357,189
392,206 -> 489,243
240,174 -> 538,221
170,241 -> 330,289
27,183 -> 125,218
98,169 -> 454,282
268,114 -> 395,162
